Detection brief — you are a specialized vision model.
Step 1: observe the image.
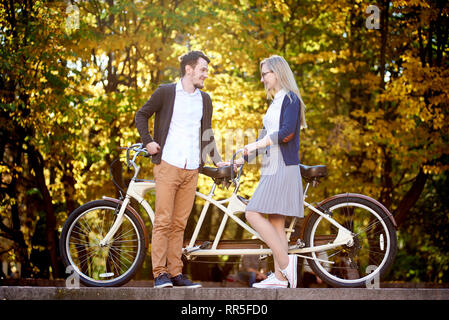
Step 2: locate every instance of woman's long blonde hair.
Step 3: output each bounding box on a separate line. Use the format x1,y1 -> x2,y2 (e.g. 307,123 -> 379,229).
260,55 -> 307,129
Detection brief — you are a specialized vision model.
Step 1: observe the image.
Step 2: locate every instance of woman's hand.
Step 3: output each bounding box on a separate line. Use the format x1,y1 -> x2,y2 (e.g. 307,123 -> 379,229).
243,135 -> 273,156
243,142 -> 258,156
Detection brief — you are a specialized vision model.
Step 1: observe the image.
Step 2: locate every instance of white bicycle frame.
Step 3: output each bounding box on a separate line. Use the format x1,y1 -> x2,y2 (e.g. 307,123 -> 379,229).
100,146 -> 354,266
184,182 -> 352,266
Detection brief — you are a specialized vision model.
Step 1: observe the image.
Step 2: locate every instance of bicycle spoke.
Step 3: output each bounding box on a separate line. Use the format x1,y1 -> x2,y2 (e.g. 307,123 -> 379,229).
115,225 -> 136,238
107,248 -> 124,275
108,247 -> 133,274
109,245 -> 137,264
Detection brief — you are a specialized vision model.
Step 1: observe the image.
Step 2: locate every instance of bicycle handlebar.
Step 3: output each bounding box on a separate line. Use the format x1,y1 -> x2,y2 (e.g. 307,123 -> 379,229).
122,143 -> 150,171
122,143 -> 245,187
230,149 -> 245,184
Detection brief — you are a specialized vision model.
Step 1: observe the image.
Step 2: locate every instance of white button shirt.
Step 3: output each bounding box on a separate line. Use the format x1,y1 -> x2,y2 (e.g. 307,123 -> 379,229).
263,89 -> 287,135
161,80 -> 203,170
261,89 -> 287,174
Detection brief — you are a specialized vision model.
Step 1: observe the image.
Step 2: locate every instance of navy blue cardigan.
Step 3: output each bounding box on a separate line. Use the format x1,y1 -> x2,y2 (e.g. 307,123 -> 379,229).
245,91 -> 301,165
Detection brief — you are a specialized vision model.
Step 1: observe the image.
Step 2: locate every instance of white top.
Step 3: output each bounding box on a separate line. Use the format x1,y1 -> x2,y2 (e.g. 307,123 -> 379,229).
260,89 -> 286,174
263,89 -> 287,136
162,80 -> 203,169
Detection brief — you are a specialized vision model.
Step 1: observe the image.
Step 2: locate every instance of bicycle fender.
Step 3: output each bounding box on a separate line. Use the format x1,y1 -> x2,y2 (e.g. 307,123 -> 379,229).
102,196 -> 150,248
317,193 -> 398,229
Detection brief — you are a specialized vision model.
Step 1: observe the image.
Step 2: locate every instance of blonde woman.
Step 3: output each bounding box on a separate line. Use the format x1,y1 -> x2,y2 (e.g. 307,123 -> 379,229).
235,55 -> 307,288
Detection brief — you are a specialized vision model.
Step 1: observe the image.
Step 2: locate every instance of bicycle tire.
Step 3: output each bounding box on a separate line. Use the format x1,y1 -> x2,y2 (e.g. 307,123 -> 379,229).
303,196 -> 397,288
59,199 -> 147,287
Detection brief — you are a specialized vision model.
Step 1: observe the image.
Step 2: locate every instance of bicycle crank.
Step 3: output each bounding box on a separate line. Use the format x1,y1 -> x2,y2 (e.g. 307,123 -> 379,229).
183,241 -> 211,254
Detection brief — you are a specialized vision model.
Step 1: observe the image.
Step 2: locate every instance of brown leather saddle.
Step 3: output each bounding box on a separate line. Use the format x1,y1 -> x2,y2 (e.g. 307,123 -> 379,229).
299,164 -> 328,185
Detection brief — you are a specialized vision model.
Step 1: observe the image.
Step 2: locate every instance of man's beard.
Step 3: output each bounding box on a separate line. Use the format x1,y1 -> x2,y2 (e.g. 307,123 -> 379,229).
193,79 -> 204,89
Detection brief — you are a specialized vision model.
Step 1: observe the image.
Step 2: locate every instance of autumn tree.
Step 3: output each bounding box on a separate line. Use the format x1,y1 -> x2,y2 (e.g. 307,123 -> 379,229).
1,0 -> 448,282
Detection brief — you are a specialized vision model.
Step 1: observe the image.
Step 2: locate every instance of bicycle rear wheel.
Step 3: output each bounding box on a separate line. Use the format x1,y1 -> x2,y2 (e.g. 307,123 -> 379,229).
303,196 -> 397,288
59,200 -> 147,287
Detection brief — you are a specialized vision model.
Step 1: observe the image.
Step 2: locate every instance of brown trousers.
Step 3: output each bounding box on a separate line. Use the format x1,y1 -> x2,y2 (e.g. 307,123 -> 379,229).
152,160 -> 199,278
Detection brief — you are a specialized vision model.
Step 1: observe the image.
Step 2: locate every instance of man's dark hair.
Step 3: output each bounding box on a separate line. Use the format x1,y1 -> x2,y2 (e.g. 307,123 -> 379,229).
179,51 -> 210,77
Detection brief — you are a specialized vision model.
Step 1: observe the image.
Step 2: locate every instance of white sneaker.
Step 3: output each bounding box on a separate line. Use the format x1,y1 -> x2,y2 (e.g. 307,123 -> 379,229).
280,254 -> 298,288
252,273 -> 288,289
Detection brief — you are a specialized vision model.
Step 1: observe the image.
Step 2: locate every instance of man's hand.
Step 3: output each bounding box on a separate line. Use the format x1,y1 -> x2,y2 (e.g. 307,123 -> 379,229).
146,141 -> 161,155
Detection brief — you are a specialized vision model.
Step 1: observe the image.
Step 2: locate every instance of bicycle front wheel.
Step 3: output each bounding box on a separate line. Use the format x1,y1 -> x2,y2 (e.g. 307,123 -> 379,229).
303,195 -> 397,288
59,200 -> 147,287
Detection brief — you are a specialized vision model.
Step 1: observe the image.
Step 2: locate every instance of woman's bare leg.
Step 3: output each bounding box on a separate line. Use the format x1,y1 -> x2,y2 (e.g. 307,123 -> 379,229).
268,214 -> 288,280
246,211 -> 288,280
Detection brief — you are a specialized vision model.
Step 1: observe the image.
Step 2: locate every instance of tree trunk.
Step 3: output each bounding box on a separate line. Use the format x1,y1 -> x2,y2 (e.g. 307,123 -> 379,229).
380,148 -> 393,209
27,146 -> 61,278
62,163 -> 78,215
394,168 -> 428,227
0,182 -> 32,277
379,0 -> 390,90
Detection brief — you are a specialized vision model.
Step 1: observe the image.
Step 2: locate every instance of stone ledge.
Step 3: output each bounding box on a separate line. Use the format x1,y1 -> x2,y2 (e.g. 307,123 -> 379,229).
1,286 -> 449,300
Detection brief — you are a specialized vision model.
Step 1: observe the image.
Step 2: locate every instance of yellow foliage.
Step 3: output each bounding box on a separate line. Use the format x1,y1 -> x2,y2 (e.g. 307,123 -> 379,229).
2,0 -> 449,258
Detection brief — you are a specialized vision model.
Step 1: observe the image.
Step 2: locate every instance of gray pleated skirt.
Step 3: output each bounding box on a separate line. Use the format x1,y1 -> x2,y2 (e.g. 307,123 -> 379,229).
246,146 -> 304,218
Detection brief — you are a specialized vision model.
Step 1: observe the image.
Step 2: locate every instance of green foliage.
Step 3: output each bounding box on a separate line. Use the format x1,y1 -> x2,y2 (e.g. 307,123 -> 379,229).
391,171 -> 449,283
1,0 -> 448,282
